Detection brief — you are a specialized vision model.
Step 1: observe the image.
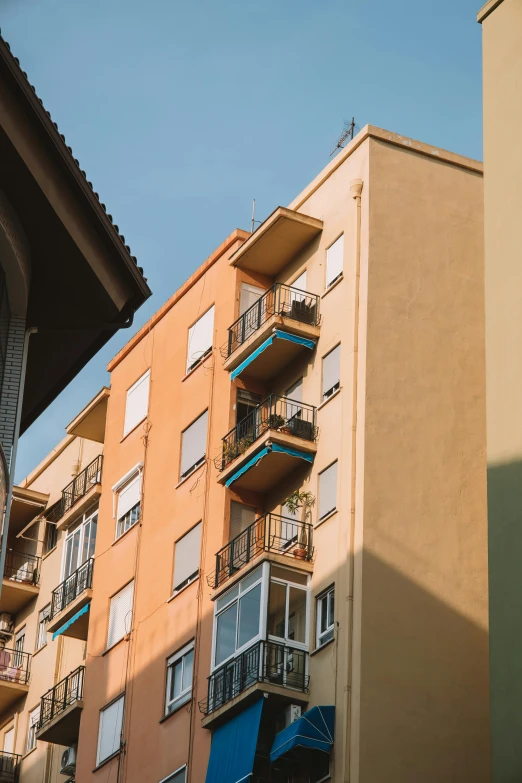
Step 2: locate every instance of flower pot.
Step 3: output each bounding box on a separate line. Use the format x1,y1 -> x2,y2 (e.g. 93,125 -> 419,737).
293,548 -> 308,560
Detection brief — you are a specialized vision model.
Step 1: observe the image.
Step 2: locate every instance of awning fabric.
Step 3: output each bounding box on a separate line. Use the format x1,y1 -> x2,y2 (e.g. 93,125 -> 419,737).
230,329 -> 316,381
205,697 -> 264,783
225,443 -> 314,488
270,706 -> 335,764
52,602 -> 90,640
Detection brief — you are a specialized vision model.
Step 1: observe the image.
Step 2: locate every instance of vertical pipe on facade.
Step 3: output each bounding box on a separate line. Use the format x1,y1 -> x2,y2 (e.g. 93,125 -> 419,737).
344,179 -> 363,783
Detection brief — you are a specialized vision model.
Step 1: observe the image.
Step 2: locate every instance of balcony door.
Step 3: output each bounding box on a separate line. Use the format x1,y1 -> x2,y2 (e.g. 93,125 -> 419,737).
239,283 -> 265,344
3,727 -> 13,754
63,507 -> 98,580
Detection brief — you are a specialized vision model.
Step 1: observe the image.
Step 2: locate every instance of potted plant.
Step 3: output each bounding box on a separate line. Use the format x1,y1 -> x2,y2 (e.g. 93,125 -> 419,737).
284,490 -> 315,559
267,413 -> 286,430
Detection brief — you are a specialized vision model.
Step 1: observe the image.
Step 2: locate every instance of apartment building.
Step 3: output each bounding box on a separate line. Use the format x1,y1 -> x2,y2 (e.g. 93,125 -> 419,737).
478,0 -> 522,779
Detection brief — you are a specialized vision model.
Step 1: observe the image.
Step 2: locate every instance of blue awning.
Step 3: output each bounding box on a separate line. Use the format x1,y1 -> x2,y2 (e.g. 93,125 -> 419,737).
225,443 -> 314,488
230,329 -> 316,381
270,706 -> 335,764
205,698 -> 264,783
52,602 -> 90,640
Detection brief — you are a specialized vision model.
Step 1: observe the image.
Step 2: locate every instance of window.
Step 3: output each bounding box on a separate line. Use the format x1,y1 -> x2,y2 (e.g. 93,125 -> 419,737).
286,377 -> 303,403
97,694 -> 124,766
107,581 -> 134,650
63,507 -> 98,578
229,502 -> 256,541
318,462 -> 338,521
173,524 -> 202,593
186,306 -> 214,373
160,767 -> 187,783
26,706 -> 39,753
36,604 -> 51,651
180,410 -> 208,480
3,726 -> 14,754
267,566 -> 308,646
322,345 -> 340,401
165,642 -> 194,715
43,521 -> 57,555
326,235 -> 344,289
115,472 -> 141,539
123,370 -> 150,436
213,567 -> 263,667
14,627 -> 25,667
240,284 -> 264,316
316,587 -> 335,647
236,389 -> 262,424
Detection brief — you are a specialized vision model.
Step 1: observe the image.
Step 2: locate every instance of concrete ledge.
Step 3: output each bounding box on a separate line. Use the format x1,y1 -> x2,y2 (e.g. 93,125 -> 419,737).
36,700 -> 83,746
56,484 -> 101,531
201,681 -> 309,729
47,590 -> 92,640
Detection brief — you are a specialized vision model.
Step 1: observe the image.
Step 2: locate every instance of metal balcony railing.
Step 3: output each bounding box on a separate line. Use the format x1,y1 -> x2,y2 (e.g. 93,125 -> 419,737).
44,455 -> 103,525
3,551 -> 40,586
51,558 -> 94,619
39,666 -> 84,730
0,648 -> 30,685
0,752 -> 21,783
217,394 -> 317,471
210,513 -> 313,589
199,640 -> 309,716
223,283 -> 320,359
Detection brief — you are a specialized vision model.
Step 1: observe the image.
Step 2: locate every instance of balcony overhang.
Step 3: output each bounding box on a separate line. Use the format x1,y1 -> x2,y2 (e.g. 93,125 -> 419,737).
55,483 -> 101,532
0,579 -> 38,614
218,432 -> 316,493
66,387 -> 109,444
202,680 -> 309,730
36,700 -> 83,746
0,679 -> 29,712
225,326 -> 319,381
48,592 -> 92,640
9,486 -> 48,537
230,207 -> 323,276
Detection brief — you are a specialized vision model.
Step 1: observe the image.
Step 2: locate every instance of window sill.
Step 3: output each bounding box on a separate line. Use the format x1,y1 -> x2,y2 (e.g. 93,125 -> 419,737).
175,461 -> 206,489
93,750 -> 120,772
120,416 -> 147,443
42,546 -> 57,562
182,351 -> 212,382
314,509 -> 337,528
112,521 -> 140,546
310,637 -> 335,656
102,636 -> 128,657
22,746 -> 38,761
318,387 -> 341,410
167,576 -> 199,602
159,694 -> 192,723
321,274 -> 344,298
33,643 -> 47,658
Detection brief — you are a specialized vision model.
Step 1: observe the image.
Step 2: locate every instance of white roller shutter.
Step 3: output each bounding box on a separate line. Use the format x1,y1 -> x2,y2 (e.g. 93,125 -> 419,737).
3,727 -> 13,754
322,345 -> 340,400
173,523 -> 202,591
229,502 -> 256,541
117,473 -> 141,520
180,411 -> 208,478
240,284 -> 264,316
186,306 -> 214,373
107,581 -> 134,649
319,462 -> 338,520
123,371 -> 150,436
97,695 -> 124,765
326,235 -> 344,288
286,378 -> 303,403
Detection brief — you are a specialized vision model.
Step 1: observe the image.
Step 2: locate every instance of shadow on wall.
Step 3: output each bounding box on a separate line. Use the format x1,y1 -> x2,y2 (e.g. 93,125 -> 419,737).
488,459 -> 522,783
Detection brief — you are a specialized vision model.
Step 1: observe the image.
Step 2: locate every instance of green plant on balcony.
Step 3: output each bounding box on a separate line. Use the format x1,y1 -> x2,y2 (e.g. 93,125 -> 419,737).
267,413 -> 286,430
284,490 -> 315,559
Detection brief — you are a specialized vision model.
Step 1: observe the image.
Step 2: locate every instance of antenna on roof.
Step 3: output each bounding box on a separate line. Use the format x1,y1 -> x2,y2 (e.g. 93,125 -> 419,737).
330,117 -> 359,158
251,199 -> 262,233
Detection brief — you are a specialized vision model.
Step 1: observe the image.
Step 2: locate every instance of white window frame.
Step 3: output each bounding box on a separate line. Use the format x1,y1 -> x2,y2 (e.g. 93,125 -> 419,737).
26,706 -> 39,753
159,766 -> 187,783
267,570 -> 310,650
123,369 -> 150,437
165,642 -> 194,716
96,694 -> 124,766
186,306 -> 214,374
36,604 -> 51,651
316,586 -> 335,648
113,464 -> 143,540
325,234 -> 344,289
61,504 -> 99,580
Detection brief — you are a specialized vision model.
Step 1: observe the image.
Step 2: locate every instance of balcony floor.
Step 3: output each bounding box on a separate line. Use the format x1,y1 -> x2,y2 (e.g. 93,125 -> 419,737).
202,680 -> 309,729
0,579 -> 39,614
47,589 -> 92,640
0,679 -> 29,713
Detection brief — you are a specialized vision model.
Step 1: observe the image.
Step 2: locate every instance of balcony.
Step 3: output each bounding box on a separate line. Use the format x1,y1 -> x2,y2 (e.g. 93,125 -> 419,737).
45,455 -> 102,531
36,666 -> 84,745
47,559 -> 93,641
199,640 -> 309,727
217,395 -> 317,492
0,649 -> 30,712
0,551 -> 40,614
222,283 -> 320,381
0,752 -> 20,783
210,514 -> 313,589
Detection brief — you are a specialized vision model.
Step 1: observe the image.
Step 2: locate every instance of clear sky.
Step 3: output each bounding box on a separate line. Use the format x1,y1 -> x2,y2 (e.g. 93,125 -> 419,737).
1,0 -> 483,481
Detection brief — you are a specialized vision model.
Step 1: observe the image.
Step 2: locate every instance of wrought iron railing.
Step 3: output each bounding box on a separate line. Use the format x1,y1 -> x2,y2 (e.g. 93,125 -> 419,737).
210,513 -> 313,589
0,648 -> 30,685
223,283 -> 320,359
44,455 -> 103,525
39,666 -> 84,730
199,640 -> 309,716
0,752 -> 21,782
3,551 -> 40,586
51,558 -> 94,618
217,394 -> 317,471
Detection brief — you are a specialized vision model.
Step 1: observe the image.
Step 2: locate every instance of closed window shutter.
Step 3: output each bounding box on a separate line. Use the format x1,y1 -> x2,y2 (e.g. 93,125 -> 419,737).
286,377 -> 303,403
180,411 -> 208,478
97,695 -> 124,764
107,582 -> 134,649
173,523 -> 202,591
292,271 -> 307,291
117,474 -> 141,520
124,371 -> 150,436
186,307 -> 214,372
322,345 -> 340,398
230,502 -> 256,541
319,462 -> 338,519
240,284 -> 264,316
326,235 -> 344,287
3,727 -> 13,754
162,768 -> 187,783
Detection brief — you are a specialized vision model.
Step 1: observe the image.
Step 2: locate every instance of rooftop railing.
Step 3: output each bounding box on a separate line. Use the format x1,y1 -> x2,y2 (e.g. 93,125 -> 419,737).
210,513 -> 313,589
199,640 -> 309,716
39,666 -> 84,730
50,558 -> 94,619
44,455 -> 103,525
3,551 -> 40,586
223,282 -> 320,360
0,751 -> 21,783
0,648 -> 30,686
217,394 -> 317,472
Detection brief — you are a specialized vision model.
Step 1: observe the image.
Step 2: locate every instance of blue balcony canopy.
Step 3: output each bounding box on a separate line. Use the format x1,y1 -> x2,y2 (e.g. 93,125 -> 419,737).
270,706 -> 335,764
51,602 -> 90,640
230,329 -> 316,381
225,443 -> 314,489
205,697 -> 264,783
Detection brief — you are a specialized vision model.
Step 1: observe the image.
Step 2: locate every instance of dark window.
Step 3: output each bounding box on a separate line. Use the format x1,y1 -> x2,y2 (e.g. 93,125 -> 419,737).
236,389 -> 262,425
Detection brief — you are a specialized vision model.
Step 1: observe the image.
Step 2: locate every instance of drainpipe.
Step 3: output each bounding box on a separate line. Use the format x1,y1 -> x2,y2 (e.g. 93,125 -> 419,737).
344,179 -> 363,783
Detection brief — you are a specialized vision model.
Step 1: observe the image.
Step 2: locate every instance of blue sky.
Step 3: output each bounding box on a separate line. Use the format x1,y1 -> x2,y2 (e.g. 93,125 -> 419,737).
1,0 -> 483,481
